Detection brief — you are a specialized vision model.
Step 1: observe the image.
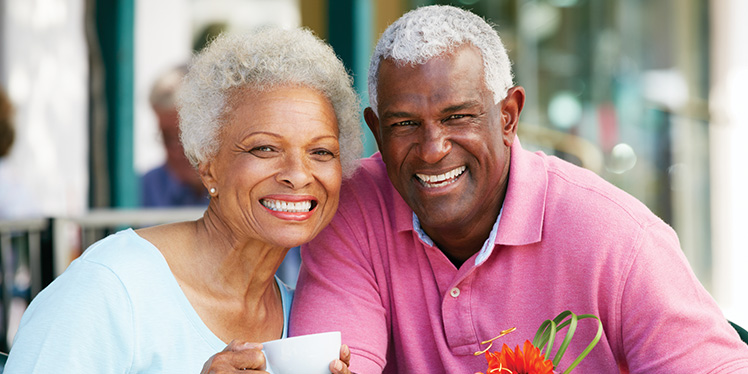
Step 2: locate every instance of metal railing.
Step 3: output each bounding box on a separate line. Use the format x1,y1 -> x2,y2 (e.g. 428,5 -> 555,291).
0,207 -> 206,351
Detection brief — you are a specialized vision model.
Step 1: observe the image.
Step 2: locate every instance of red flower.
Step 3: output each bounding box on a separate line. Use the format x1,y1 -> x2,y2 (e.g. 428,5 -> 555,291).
479,340 -> 555,374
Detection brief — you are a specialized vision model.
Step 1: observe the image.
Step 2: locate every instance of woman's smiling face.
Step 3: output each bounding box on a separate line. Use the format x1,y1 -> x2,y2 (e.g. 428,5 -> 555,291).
201,85 -> 342,248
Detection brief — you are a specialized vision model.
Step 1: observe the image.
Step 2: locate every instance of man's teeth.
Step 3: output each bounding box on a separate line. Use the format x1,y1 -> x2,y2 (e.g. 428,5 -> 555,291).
415,166 -> 467,187
261,199 -> 313,212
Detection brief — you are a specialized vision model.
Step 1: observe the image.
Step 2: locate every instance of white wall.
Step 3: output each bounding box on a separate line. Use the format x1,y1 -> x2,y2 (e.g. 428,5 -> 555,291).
1,0 -> 89,218
134,0 -> 193,175
710,0 -> 748,328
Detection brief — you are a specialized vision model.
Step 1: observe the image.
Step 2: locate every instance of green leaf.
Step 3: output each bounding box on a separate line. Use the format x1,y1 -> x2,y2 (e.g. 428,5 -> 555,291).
532,311 -> 604,374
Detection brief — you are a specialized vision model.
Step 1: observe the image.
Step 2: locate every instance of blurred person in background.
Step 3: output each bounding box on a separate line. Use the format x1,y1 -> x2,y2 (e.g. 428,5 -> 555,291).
0,88 -> 13,159
5,27 -> 361,373
0,86 -> 18,219
141,65 -> 209,207
0,87 -> 38,220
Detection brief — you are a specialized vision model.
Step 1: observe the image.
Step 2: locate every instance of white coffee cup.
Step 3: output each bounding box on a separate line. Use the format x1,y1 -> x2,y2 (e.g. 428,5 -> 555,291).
262,331 -> 341,374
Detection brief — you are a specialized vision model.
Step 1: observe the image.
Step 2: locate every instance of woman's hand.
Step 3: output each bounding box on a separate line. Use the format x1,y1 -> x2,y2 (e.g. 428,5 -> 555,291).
329,344 -> 354,374
201,340 -> 267,373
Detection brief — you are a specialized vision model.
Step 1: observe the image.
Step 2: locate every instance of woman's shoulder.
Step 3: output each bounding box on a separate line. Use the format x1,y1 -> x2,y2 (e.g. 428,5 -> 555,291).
76,228 -> 166,273
34,229 -> 168,301
7,226 -> 210,373
50,228 -> 185,306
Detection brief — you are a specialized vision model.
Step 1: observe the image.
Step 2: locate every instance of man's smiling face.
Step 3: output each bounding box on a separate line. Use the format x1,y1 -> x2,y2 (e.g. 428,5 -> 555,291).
365,45 -> 522,250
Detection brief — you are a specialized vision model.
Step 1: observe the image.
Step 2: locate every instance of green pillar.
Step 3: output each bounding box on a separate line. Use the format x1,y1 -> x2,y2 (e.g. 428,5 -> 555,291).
328,0 -> 378,156
96,0 -> 137,207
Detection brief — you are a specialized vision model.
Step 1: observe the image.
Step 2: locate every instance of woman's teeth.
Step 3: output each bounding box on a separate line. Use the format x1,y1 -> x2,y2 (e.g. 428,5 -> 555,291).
261,199 -> 313,212
415,166 -> 466,187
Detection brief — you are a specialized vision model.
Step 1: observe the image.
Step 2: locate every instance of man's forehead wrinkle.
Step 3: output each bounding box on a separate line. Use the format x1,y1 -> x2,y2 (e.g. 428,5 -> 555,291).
379,94 -> 426,120
441,100 -> 481,114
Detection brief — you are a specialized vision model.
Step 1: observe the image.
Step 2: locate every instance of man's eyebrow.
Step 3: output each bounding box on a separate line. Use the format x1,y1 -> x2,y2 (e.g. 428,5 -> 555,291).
381,111 -> 415,121
380,100 -> 482,120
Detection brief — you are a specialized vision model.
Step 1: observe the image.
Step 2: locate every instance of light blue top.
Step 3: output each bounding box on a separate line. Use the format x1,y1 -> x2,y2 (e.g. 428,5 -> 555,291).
5,228 -> 293,373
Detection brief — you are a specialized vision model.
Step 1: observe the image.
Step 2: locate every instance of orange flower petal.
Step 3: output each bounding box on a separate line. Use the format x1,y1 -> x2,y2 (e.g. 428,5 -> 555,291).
482,340 -> 554,374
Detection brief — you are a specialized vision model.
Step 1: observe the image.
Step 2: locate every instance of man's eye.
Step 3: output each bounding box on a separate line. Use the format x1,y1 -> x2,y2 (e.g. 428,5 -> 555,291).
392,120 -> 417,127
446,114 -> 467,121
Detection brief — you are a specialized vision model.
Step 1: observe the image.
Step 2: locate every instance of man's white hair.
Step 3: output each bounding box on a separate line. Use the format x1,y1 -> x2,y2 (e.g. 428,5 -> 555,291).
178,28 -> 362,178
368,5 -> 513,114
150,65 -> 188,111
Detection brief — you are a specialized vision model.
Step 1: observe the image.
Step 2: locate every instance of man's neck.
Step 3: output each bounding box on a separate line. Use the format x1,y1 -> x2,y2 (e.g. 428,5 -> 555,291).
423,216 -> 498,267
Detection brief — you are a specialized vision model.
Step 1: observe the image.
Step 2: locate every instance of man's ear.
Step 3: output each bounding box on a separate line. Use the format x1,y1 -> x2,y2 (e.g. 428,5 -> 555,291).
364,107 -> 383,150
500,86 -> 526,146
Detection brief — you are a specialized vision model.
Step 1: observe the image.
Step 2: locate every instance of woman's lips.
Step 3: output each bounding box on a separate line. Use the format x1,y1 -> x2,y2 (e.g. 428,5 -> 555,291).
260,196 -> 318,221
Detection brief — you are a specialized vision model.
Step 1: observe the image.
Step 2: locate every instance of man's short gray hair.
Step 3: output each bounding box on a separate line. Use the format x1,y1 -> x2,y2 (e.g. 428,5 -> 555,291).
178,28 -> 362,178
150,65 -> 188,111
368,5 -> 513,114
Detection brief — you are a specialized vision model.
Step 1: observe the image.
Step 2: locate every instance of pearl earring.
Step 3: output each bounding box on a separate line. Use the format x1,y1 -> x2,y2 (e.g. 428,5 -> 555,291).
209,187 -> 216,194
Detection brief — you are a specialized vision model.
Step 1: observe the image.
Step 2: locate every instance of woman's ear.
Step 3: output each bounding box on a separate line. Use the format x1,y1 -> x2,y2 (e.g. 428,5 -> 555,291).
198,161 -> 217,195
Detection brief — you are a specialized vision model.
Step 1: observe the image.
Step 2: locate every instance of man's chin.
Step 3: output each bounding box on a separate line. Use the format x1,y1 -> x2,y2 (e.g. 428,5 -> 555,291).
413,206 -> 469,231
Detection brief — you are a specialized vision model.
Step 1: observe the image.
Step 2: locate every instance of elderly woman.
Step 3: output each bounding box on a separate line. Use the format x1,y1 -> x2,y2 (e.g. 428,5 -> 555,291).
5,28 -> 361,373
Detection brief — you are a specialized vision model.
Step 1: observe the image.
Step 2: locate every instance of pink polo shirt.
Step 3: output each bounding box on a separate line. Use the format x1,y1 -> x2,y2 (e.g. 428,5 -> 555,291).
290,141 -> 748,373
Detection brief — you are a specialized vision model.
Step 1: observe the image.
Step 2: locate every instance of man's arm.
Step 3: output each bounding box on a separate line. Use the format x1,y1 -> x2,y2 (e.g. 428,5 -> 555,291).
619,222 -> 748,372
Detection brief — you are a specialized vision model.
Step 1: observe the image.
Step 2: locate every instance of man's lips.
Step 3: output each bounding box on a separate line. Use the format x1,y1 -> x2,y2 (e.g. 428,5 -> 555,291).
415,165 -> 467,188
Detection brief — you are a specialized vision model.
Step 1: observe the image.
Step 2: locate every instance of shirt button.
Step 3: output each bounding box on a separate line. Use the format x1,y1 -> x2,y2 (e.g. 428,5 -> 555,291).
450,287 -> 460,298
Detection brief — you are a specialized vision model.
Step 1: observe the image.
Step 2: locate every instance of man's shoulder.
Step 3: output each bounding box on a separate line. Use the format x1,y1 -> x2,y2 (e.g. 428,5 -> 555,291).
340,153 -> 394,198
537,151 -> 664,228
335,153 -> 411,227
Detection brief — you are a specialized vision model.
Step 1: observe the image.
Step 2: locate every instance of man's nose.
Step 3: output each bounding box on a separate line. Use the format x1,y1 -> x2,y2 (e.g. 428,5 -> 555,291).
276,153 -> 313,189
416,123 -> 452,164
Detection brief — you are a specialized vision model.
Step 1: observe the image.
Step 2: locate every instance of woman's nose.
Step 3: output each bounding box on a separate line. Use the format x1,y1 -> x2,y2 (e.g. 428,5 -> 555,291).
276,153 -> 314,189
416,123 -> 452,164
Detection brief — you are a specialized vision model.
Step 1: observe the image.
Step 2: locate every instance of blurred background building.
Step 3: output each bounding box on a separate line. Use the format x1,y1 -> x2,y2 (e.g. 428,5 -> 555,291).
0,0 -> 746,350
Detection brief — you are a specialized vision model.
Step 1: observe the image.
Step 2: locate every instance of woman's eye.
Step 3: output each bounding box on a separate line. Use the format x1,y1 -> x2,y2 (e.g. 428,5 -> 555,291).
249,145 -> 277,157
311,148 -> 336,161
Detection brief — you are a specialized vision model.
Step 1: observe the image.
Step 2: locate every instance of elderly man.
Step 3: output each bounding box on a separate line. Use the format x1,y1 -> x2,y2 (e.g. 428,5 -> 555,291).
290,5 -> 748,374
141,66 -> 208,207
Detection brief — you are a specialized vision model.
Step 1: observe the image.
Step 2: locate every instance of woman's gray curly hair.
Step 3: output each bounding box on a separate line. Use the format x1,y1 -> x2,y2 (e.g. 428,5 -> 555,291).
368,5 -> 513,114
178,28 -> 362,177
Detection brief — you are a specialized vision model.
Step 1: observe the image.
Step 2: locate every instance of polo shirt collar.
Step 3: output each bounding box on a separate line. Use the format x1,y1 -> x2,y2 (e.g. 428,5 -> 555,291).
497,138 -> 547,246
412,207 -> 503,266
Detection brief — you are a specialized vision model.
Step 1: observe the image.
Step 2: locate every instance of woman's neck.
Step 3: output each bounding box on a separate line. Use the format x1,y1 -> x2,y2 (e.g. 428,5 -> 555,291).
136,214 -> 289,342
